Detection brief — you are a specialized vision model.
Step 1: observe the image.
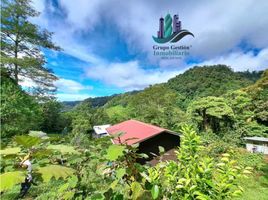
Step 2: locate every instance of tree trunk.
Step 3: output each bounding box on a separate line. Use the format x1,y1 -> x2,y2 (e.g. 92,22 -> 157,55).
203,110 -> 209,131
14,42 -> 18,83
14,13 -> 19,83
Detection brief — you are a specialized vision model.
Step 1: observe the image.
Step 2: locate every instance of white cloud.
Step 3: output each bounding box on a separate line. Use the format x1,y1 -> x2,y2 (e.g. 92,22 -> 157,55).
31,0 -> 104,65
19,77 -> 94,101
55,78 -> 94,101
55,78 -> 93,93
30,0 -> 268,97
194,48 -> 268,72
86,48 -> 268,91
85,61 -> 182,90
31,0 -> 268,67
56,93 -> 93,101
54,0 -> 268,62
19,76 -> 37,88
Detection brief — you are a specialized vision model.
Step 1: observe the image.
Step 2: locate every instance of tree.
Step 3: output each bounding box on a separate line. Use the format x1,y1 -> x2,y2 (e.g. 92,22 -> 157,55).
105,105 -> 131,124
92,107 -> 110,125
40,100 -> 69,133
68,102 -> 94,146
188,96 -> 235,132
128,84 -> 188,130
244,69 -> 268,126
224,90 -> 253,121
0,73 -> 42,137
1,0 -> 60,99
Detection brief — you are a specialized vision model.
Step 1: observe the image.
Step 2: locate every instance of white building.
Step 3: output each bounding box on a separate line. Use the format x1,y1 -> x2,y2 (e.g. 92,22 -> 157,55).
29,131 -> 49,139
244,137 -> 268,154
93,125 -> 111,138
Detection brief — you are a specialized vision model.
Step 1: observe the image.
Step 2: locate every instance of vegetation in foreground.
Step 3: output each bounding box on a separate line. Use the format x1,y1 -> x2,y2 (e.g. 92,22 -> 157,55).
1,125 -> 264,200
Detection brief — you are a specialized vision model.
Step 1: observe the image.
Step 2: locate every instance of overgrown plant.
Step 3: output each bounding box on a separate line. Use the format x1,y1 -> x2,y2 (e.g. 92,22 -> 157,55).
0,127 -> 254,199
142,125 -> 251,199
86,126 -> 251,200
101,133 -> 150,199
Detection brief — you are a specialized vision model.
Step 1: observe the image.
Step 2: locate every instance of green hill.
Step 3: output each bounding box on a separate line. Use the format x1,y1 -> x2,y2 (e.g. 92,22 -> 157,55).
166,65 -> 259,99
65,65 -> 261,111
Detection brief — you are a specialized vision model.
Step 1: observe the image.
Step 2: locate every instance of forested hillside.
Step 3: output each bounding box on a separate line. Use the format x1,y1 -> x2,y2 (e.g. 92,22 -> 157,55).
62,95 -> 117,111
63,65 -> 261,110
166,65 -> 260,100
71,65 -> 266,136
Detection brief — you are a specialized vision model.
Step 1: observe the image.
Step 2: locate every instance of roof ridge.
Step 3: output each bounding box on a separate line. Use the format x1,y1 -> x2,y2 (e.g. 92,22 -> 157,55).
129,119 -> 165,131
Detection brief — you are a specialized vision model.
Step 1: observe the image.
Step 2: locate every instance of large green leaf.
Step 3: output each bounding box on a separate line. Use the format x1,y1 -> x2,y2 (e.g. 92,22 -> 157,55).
151,185 -> 160,199
47,144 -> 79,154
0,147 -> 21,155
14,135 -> 41,148
32,149 -> 54,158
158,146 -> 165,154
0,171 -> 25,192
131,181 -> 144,200
116,168 -> 126,179
105,145 -> 125,161
37,165 -> 75,182
91,193 -> 105,200
62,191 -> 75,200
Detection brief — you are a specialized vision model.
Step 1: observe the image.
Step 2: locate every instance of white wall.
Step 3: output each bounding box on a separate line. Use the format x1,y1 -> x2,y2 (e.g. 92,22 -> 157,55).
246,142 -> 268,154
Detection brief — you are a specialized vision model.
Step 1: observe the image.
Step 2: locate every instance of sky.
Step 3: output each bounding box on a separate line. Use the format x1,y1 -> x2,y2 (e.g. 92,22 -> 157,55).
21,0 -> 268,101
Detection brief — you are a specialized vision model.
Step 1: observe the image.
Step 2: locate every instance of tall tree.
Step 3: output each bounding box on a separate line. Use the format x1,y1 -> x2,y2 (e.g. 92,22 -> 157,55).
128,84 -> 187,130
188,96 -> 235,132
1,0 -> 60,99
40,100 -> 68,133
0,72 -> 43,137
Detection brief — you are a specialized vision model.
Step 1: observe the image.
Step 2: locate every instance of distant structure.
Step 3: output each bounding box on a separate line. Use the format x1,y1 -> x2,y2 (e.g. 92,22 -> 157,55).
157,14 -> 182,38
29,131 -> 49,139
93,124 -> 111,138
157,17 -> 164,38
244,137 -> 268,154
173,14 -> 181,33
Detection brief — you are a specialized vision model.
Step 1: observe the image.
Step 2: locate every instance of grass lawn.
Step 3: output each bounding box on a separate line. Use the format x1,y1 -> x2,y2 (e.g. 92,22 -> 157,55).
237,163 -> 268,200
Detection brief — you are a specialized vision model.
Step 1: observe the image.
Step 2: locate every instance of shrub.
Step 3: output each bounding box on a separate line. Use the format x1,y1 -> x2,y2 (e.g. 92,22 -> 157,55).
234,149 -> 265,171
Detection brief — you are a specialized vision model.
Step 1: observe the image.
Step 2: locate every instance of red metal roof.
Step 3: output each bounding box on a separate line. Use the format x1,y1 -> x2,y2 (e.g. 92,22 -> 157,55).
106,119 -> 170,145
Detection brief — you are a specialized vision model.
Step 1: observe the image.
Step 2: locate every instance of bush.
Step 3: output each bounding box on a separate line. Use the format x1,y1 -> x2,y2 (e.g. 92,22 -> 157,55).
200,131 -> 237,159
234,149 -> 265,170
143,125 -> 250,199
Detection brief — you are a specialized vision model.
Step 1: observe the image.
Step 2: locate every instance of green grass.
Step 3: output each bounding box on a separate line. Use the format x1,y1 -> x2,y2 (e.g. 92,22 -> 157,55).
237,163 -> 268,200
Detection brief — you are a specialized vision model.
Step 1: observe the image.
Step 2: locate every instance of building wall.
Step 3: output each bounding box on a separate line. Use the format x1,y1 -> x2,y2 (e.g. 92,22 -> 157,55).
246,142 -> 268,154
137,132 -> 180,165
92,132 -> 108,138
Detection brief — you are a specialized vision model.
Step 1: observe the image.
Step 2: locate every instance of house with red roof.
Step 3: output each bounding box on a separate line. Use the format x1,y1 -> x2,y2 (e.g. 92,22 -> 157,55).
106,119 -> 180,165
